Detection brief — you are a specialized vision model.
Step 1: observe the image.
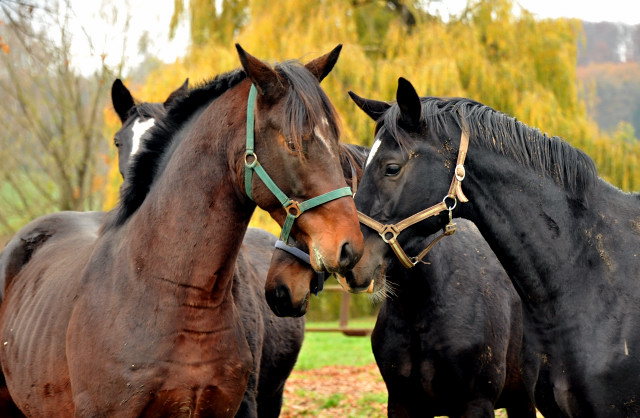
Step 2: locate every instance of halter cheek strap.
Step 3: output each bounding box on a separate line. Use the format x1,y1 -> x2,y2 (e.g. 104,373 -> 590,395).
358,129 -> 470,268
244,84 -> 352,243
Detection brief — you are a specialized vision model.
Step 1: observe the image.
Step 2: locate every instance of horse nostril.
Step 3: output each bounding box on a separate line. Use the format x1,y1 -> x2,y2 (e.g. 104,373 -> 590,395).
274,284 -> 291,303
338,241 -> 358,271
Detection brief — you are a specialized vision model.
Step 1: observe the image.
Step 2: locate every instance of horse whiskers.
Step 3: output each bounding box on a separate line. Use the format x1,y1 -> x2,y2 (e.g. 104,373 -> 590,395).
368,274 -> 398,304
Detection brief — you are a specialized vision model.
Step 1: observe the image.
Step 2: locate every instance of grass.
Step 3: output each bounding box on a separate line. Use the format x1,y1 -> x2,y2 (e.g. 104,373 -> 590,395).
295,318 -> 377,371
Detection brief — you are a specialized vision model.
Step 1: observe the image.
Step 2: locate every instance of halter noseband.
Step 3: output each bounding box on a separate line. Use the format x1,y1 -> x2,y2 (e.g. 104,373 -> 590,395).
244,84 -> 352,242
358,129 -> 470,268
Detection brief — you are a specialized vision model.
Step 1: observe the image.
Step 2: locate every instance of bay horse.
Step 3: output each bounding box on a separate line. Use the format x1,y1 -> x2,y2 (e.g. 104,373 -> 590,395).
0,45 -> 363,417
350,77 -> 640,417
0,78 -> 306,417
264,145 -> 536,417
264,143 -> 369,317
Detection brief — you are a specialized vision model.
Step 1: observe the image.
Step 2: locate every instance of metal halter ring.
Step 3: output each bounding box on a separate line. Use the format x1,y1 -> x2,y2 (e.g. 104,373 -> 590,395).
284,201 -> 302,218
244,152 -> 258,168
443,195 -> 457,211
379,224 -> 400,244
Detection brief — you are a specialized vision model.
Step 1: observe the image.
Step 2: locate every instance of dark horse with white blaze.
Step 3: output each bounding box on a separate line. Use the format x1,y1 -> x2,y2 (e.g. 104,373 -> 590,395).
350,77 -> 640,417
264,145 -> 535,417
0,45 -> 363,417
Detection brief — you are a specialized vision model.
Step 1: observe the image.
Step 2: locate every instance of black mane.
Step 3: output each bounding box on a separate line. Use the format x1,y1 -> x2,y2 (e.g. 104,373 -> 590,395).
383,96 -> 598,199
104,69 -> 247,229
130,101 -> 166,122
341,143 -> 369,191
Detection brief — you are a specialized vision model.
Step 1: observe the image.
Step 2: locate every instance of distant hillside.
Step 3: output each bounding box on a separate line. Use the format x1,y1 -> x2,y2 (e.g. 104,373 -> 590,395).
577,22 -> 640,137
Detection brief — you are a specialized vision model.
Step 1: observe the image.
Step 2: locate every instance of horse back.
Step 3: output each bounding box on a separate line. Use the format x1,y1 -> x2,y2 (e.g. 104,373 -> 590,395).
0,220 -> 99,416
0,212 -> 104,299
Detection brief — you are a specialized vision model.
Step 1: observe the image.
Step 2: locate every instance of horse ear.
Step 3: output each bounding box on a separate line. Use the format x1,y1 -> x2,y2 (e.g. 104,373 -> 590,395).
348,91 -> 390,122
304,44 -> 342,83
236,44 -> 279,96
396,77 -> 422,126
164,78 -> 189,108
111,79 -> 135,123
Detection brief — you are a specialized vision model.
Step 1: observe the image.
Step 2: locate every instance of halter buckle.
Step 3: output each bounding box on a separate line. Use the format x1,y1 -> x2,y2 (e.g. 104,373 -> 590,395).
443,195 -> 457,211
455,164 -> 465,181
379,224 -> 400,243
284,200 -> 302,218
444,221 -> 457,236
245,152 -> 258,168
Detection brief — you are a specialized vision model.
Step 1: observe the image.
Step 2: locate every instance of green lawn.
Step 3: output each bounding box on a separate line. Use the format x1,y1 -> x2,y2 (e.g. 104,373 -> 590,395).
295,318 -> 377,371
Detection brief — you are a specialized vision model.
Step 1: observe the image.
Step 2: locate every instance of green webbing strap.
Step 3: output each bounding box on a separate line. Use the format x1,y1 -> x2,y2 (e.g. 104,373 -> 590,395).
245,84 -> 258,200
280,186 -> 352,242
243,83 -> 353,242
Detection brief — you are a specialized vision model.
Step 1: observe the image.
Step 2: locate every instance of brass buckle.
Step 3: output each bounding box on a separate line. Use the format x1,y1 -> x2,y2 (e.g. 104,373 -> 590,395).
379,224 -> 400,243
284,200 -> 302,218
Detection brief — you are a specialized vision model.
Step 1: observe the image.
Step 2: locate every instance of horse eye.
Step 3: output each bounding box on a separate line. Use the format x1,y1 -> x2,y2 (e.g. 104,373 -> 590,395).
114,140 -> 121,148
385,164 -> 401,177
286,140 -> 297,152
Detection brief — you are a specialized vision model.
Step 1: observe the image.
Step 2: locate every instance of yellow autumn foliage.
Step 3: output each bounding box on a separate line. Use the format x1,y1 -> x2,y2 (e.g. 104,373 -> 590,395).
103,0 -> 640,235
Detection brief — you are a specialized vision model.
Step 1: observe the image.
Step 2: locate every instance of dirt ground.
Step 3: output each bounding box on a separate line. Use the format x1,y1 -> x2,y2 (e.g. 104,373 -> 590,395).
279,364 -> 523,417
280,363 -> 387,417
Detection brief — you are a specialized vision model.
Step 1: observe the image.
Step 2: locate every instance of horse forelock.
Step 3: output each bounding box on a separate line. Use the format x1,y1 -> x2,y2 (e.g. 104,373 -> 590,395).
104,69 -> 247,230
383,96 -> 598,200
340,143 -> 369,190
276,62 -> 341,158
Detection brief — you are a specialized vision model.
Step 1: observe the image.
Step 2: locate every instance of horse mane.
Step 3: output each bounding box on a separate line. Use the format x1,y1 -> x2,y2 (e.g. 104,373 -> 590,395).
276,61 -> 341,153
104,61 -> 342,230
131,102 -> 167,121
383,96 -> 598,199
340,143 -> 369,191
103,69 -> 247,229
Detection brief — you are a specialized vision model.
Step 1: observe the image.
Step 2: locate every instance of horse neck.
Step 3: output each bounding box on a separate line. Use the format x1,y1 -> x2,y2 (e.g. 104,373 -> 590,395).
458,148 -> 600,307
124,97 -> 254,297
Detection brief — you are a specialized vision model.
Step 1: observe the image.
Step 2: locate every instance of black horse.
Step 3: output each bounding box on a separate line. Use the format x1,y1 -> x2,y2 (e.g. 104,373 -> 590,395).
350,77 -> 640,417
372,220 -> 535,417
265,143 -> 536,417
0,78 -> 305,417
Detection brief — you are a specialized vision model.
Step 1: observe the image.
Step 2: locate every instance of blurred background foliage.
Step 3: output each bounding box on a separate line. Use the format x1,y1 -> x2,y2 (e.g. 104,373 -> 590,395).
2,0 -> 640,318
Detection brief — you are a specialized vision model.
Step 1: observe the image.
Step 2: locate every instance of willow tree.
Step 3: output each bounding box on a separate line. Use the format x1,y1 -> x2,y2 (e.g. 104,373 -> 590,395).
111,0 -> 640,201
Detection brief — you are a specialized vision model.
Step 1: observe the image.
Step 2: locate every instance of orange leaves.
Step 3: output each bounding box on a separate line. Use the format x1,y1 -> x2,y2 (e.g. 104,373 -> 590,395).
0,35 -> 8,54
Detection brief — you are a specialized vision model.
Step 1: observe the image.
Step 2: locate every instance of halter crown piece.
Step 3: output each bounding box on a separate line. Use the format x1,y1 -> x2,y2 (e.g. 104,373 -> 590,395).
244,84 -> 353,243
358,129 -> 470,268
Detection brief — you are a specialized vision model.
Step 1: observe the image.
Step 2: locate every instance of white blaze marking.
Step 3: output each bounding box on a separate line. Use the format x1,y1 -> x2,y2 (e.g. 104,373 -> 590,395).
313,117 -> 334,158
366,138 -> 382,167
130,118 -> 156,160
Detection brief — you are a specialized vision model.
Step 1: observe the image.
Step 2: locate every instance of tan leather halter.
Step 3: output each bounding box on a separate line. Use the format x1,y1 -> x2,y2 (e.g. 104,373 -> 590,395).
358,129 -> 470,268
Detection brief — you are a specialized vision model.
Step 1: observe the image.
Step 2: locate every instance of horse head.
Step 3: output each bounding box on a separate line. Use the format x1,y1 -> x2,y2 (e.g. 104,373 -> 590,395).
264,144 -> 370,317
111,78 -> 189,178
348,77 -> 465,292
236,45 -> 364,277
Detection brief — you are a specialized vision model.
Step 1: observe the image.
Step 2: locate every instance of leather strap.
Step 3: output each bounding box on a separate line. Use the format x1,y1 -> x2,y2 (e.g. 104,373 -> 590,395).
358,129 -> 469,268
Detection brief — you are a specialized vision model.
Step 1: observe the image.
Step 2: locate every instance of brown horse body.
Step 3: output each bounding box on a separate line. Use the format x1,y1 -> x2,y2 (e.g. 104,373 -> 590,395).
0,46 -> 361,416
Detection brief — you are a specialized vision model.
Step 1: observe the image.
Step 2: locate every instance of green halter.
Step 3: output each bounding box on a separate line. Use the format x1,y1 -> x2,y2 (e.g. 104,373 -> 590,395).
244,84 -> 352,243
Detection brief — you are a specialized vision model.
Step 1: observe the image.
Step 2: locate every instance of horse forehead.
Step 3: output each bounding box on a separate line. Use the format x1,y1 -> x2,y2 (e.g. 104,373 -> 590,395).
130,118 -> 156,158
365,137 -> 382,167
312,117 -> 336,156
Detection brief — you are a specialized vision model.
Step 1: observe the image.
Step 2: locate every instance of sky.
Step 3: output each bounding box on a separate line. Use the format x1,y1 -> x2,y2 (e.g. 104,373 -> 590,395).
64,0 -> 639,76
431,0 -> 639,24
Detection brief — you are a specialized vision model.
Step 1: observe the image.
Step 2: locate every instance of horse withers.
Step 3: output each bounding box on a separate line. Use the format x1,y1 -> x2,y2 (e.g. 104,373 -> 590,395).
0,45 -> 357,417
350,77 -> 640,417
